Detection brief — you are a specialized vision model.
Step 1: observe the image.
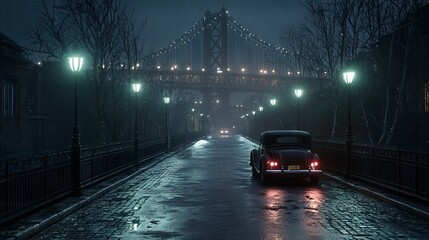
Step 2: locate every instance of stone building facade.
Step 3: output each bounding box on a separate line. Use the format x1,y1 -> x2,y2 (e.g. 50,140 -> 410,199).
0,33 -> 44,158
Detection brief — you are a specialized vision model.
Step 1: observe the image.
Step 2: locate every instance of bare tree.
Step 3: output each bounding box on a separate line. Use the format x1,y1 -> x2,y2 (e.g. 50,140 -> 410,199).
282,0 -> 428,147
356,0 -> 424,147
296,0 -> 343,141
31,0 -> 146,143
31,0 -> 72,60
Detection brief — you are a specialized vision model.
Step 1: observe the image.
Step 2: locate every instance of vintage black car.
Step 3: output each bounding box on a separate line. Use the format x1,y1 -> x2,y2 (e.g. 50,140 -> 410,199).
250,130 -> 321,185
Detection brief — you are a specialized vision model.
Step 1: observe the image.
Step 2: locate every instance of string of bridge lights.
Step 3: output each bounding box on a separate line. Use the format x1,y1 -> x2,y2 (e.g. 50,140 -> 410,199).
142,9 -> 309,76
143,17 -> 206,60
226,15 -> 293,57
145,9 -> 296,60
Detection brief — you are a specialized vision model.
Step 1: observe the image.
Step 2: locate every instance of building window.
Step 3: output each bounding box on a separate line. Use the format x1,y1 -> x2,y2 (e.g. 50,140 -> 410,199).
425,82 -> 429,113
3,80 -> 14,116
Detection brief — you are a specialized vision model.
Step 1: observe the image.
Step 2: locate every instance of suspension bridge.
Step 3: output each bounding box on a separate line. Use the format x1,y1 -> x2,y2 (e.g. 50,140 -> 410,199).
142,7 -> 326,93
136,7 -> 328,127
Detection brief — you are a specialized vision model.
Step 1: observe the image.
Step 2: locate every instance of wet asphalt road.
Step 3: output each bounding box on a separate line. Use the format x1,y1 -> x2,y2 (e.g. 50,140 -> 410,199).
33,134 -> 429,239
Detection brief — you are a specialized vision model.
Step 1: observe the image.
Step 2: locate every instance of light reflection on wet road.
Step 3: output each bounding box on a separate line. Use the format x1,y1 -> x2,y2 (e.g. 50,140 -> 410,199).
33,134 -> 429,239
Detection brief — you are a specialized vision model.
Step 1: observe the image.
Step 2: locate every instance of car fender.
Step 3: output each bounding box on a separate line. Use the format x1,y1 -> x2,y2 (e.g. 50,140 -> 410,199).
259,153 -> 271,172
250,149 -> 258,166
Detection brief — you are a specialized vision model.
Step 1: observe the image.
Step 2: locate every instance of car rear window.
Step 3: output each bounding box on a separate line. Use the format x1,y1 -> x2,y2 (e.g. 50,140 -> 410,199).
276,136 -> 303,144
264,134 -> 311,147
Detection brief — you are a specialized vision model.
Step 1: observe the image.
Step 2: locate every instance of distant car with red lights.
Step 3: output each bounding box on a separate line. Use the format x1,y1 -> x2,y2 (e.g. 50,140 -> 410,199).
220,128 -> 229,135
250,130 -> 321,185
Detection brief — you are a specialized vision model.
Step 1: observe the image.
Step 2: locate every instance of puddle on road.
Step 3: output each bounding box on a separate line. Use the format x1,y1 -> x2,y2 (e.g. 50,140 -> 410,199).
150,220 -> 160,225
129,218 -> 141,231
304,206 -> 319,211
263,203 -> 300,211
140,230 -> 183,238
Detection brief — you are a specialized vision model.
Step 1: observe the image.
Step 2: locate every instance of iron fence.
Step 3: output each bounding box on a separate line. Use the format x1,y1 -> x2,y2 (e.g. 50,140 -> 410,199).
313,141 -> 429,200
244,133 -> 429,200
0,151 -> 72,227
0,133 -> 203,226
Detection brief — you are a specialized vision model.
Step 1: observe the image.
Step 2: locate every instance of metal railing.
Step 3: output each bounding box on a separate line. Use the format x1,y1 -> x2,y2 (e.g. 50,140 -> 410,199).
313,141 -> 429,200
243,132 -> 429,201
0,132 -> 203,226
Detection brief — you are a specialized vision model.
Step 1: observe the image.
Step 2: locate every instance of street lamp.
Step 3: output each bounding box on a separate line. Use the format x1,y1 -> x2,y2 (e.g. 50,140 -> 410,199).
191,108 -> 195,133
132,82 -> 141,164
270,98 -> 277,106
68,52 -> 84,195
343,71 -> 355,176
200,113 -> 204,132
184,106 -> 188,144
163,96 -> 170,152
259,106 -> 263,112
250,111 -> 256,133
294,88 -> 303,130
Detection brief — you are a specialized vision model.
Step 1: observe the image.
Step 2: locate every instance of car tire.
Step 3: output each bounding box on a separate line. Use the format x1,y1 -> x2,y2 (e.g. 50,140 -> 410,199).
310,175 -> 319,186
250,152 -> 259,178
260,164 -> 269,185
252,164 -> 259,178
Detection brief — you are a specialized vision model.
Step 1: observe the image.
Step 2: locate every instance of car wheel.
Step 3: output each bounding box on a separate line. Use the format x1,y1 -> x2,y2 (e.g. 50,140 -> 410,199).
260,164 -> 269,185
252,164 -> 259,178
250,153 -> 260,178
310,176 -> 319,186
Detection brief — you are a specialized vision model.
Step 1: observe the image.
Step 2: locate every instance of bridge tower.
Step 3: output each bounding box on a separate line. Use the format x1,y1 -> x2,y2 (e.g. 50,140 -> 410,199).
203,7 -> 228,72
203,7 -> 231,129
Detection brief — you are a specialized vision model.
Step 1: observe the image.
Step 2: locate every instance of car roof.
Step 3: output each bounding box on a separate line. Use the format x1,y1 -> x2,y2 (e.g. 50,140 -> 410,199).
261,130 -> 311,138
260,130 -> 312,147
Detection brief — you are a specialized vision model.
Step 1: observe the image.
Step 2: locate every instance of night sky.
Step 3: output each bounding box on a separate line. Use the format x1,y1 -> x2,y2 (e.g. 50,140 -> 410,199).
0,0 -> 305,55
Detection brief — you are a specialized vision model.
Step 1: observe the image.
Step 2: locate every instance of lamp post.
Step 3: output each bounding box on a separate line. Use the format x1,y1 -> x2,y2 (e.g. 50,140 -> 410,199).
251,111 -> 256,134
294,88 -> 303,130
184,106 -> 188,144
68,53 -> 84,195
269,99 -> 277,128
200,113 -> 204,133
132,82 -> 141,164
343,71 -> 355,176
163,96 -> 170,152
191,108 -> 195,134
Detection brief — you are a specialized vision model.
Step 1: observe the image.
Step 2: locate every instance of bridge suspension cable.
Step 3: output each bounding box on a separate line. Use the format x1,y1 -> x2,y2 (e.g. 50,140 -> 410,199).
144,18 -> 205,61
143,8 -> 300,76
227,15 -> 292,57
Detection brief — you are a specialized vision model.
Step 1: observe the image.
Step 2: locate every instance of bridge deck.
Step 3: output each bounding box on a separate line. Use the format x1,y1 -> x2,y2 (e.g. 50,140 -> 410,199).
2,135 -> 428,239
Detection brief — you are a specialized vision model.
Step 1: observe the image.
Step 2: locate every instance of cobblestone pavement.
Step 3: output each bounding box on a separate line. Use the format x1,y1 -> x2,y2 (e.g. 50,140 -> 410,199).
32,135 -> 429,239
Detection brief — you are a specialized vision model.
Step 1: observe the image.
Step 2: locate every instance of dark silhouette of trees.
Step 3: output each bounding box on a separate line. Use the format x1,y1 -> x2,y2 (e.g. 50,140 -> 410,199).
281,0 -> 429,149
31,0 -> 147,144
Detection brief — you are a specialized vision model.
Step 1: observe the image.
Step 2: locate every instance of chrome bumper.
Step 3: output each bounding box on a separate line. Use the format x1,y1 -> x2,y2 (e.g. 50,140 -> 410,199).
265,170 -> 322,175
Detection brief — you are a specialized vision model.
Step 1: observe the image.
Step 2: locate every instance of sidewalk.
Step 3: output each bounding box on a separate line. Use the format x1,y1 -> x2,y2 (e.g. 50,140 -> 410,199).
323,172 -> 429,221
0,150 -> 178,240
1,155 -> 428,239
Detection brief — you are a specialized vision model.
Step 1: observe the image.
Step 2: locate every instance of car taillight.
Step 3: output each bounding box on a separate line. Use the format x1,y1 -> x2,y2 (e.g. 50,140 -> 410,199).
269,161 -> 278,167
267,159 -> 281,170
310,161 -> 319,170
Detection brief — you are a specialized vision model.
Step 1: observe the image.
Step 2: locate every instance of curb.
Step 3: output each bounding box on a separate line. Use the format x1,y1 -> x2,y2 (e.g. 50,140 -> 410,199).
322,173 -> 429,221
